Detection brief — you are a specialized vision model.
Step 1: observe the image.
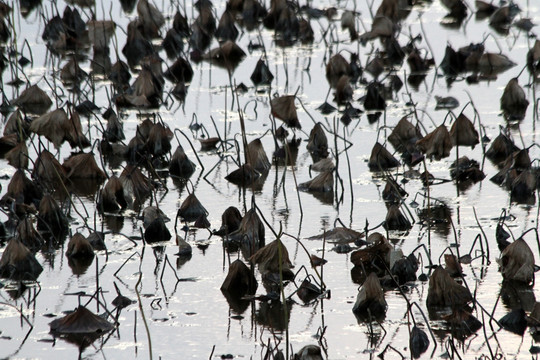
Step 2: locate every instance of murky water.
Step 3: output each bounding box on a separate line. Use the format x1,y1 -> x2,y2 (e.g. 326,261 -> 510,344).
1,0 -> 540,358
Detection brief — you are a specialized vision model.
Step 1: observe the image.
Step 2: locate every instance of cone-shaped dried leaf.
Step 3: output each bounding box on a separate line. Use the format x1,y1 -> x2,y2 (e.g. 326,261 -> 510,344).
499,308 -> 527,335
249,239 -> 293,276
410,326 -> 430,359
144,217 -> 172,243
307,226 -> 364,244
146,123 -> 172,156
426,266 -> 472,308
178,193 -> 208,222
527,40 -> 540,74
444,254 -> 463,277
214,206 -> 242,236
87,20 -> 115,50
164,56 -> 194,83
37,194 -> 68,234
5,141 -> 28,169
250,58 -> 274,86
368,142 -> 400,171
12,84 -> 52,115
450,114 -> 479,147
501,78 -> 529,120
4,110 -> 30,138
271,95 -> 301,129
0,237 -> 43,280
202,40 -> 246,70
382,178 -> 407,203
199,137 -> 220,151
49,306 -> 114,334
350,232 -> 391,267
29,109 -> 69,148
416,125 -> 452,160
334,75 -> 353,105
120,165 -> 153,201
66,233 -> 94,258
247,139 -> 271,173
364,82 -> 386,111
388,116 -> 423,152
326,53 -> 351,88
299,171 -> 333,193
228,208 -> 265,251
103,110 -> 125,142
63,153 -> 106,180
294,345 -> 323,360
306,123 -> 328,161
450,156 -> 485,183
296,278 -> 322,303
391,253 -> 418,284
137,0 -> 165,36
1,169 -> 42,206
221,259 -> 257,294
169,145 -> 196,178
98,175 -> 128,212
478,53 -> 515,69
486,133 -> 519,162
60,57 -> 87,84
225,163 -> 261,186
498,238 -> 534,283
17,217 -> 43,250
511,170 -> 536,204
384,204 -> 411,230
311,158 -> 335,172
215,10 -> 238,42
441,309 -> 482,340
32,150 -> 67,186
352,272 -> 387,320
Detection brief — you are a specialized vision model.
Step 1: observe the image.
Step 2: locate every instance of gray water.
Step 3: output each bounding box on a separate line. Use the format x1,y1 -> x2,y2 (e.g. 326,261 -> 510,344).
1,0 -> 540,358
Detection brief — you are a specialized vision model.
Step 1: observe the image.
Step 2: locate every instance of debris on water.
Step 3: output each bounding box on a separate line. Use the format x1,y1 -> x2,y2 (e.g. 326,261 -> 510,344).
434,96 -> 459,110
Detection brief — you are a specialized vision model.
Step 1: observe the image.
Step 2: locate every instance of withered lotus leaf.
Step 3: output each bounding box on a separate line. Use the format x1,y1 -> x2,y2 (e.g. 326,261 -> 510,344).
225,163 -> 261,186
352,272 -> 387,320
500,78 -> 529,120
169,145 -> 196,178
497,238 -> 534,283
306,123 -> 328,161
214,206 -> 242,236
416,125 -> 452,160
66,233 -> 95,258
350,232 -> 391,267
307,226 -> 364,244
1,169 -> 43,206
444,254 -> 463,277
299,171 -> 333,193
12,84 -> 53,115
63,153 -> 106,180
250,58 -> 274,86
29,109 -> 69,148
384,204 -> 411,231
5,141 -> 29,169
202,40 -> 246,70
426,266 -> 472,308
4,110 -> 30,138
37,194 -> 68,234
247,139 -> 271,173
49,306 -> 114,334
249,239 -> 293,276
486,133 -> 519,163
368,142 -> 400,171
388,116 -> 422,152
120,165 -> 153,201
410,325 -> 430,359
32,150 -> 67,186
271,95 -> 301,129
178,193 -> 208,222
221,259 -> 257,294
311,158 -> 335,172
228,208 -> 265,252
98,175 -> 128,212
17,217 -> 44,250
144,217 -> 172,243
0,237 -> 43,280
294,345 -> 323,360
450,114 -> 479,147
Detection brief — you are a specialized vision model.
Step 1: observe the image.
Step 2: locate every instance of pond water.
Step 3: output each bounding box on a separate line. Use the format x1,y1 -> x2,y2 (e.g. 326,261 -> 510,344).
1,0 -> 540,358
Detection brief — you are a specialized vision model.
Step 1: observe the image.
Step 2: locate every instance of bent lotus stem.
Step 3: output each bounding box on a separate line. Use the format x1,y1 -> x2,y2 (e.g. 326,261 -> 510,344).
174,129 -> 205,172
